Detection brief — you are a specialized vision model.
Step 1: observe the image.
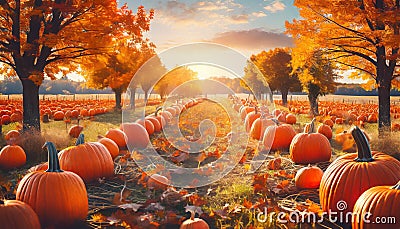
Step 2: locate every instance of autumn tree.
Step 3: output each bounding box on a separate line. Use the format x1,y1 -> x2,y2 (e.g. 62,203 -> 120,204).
242,60 -> 269,99
251,48 -> 301,105
133,54 -> 167,108
286,0 -> 400,132
294,50 -> 337,116
83,36 -> 155,109
154,66 -> 198,100
0,1 -> 153,131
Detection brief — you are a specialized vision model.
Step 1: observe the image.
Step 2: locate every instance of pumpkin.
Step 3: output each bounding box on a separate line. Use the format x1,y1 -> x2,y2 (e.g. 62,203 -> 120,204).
367,113 -> 378,123
5,130 -> 20,142
0,199 -> 41,229
105,128 -> 128,148
262,119 -> 296,151
317,123 -> 332,140
136,119 -> 155,135
250,115 -> 275,140
0,145 -> 26,170
295,165 -> 324,189
290,119 -> 331,164
16,142 -> 88,228
180,210 -> 210,229
121,122 -> 150,150
53,111 -> 65,121
59,134 -> 114,182
285,113 -> 297,124
244,107 -> 261,132
319,126 -> 400,220
68,124 -> 83,138
98,136 -> 120,159
323,119 -> 334,128
352,181 -> 400,229
147,173 -> 170,190
28,162 -> 49,173
146,116 -> 162,132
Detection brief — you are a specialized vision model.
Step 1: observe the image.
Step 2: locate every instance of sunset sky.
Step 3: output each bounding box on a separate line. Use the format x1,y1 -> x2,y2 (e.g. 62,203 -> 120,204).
125,0 -> 297,56
124,0 -> 364,83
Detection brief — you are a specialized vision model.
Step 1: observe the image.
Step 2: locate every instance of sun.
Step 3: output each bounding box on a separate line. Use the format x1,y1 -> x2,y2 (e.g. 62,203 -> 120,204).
188,64 -> 238,80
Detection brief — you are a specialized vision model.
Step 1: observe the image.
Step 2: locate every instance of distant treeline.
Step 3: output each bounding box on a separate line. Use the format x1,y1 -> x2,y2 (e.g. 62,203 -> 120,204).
1,77 -> 400,96
0,77 -> 112,94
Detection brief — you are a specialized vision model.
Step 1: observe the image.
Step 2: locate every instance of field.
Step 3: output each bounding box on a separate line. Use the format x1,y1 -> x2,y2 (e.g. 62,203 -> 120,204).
1,94 -> 400,229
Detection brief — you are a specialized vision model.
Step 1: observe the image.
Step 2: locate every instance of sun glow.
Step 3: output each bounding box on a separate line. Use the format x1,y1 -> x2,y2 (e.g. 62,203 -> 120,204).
188,64 -> 238,80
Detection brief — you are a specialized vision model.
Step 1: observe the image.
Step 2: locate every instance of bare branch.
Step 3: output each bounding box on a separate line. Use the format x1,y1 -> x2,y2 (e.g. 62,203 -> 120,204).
332,59 -> 377,79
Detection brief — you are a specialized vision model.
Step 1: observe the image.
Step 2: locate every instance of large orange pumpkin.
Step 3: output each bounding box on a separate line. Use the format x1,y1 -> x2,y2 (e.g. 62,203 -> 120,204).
244,108 -> 261,132
352,181 -> 400,229
290,119 -> 331,164
59,134 -> 114,182
262,120 -> 296,151
250,115 -> 275,140
146,116 -> 161,132
319,126 -> 400,222
0,199 -> 41,229
16,142 -> 88,228
0,145 -> 26,170
121,122 -> 150,150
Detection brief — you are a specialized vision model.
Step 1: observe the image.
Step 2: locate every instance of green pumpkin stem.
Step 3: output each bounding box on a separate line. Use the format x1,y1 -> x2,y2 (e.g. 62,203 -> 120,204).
43,142 -> 63,172
308,118 -> 316,134
75,133 -> 85,146
351,126 -> 374,162
392,181 -> 400,190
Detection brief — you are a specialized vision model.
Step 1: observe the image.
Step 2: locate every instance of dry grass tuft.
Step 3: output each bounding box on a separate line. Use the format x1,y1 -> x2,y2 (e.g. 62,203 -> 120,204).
370,132 -> 400,161
16,130 -> 46,163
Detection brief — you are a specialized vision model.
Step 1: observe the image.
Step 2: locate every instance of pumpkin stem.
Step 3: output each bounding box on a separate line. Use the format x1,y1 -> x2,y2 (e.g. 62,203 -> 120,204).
75,133 -> 85,146
43,142 -> 63,172
392,181 -> 400,190
351,126 -> 374,162
271,118 -> 280,126
308,118 -> 316,134
155,106 -> 163,116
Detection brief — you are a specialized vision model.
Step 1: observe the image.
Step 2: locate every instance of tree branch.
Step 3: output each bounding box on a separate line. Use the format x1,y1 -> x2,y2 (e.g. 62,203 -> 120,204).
332,59 -> 377,79
326,47 -> 377,66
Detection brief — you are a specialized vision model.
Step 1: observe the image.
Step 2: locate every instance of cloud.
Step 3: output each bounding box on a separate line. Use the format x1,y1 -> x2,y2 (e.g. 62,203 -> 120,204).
209,29 -> 293,50
264,1 -> 286,13
155,0 -> 249,27
252,11 -> 267,18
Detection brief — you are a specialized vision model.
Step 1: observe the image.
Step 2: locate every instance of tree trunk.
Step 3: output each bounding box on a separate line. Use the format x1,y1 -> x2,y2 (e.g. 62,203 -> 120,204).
130,87 -> 136,111
281,88 -> 289,106
308,93 -> 319,116
115,90 -> 122,110
21,79 -> 40,132
377,83 -> 391,133
144,90 -> 149,103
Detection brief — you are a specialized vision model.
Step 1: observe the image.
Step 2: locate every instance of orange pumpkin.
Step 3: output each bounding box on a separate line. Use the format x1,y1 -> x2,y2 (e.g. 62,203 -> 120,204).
317,123 -> 332,140
68,124 -> 83,138
180,210 -> 210,229
146,116 -> 161,132
4,130 -> 20,142
295,165 -> 324,189
352,181 -> 400,229
136,119 -> 155,135
105,128 -> 128,148
290,119 -> 331,164
285,113 -> 296,124
147,173 -> 170,190
121,123 -> 150,150
319,126 -> 400,220
0,199 -> 41,229
262,120 -> 296,151
59,134 -> 114,182
244,108 -> 261,132
0,145 -> 26,170
53,111 -> 65,121
250,115 -> 275,140
98,137 -> 120,159
16,142 -> 88,228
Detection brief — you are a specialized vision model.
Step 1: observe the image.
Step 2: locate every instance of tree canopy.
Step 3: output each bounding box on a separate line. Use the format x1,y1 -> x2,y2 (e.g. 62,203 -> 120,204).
286,0 -> 400,130
251,48 -> 301,105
